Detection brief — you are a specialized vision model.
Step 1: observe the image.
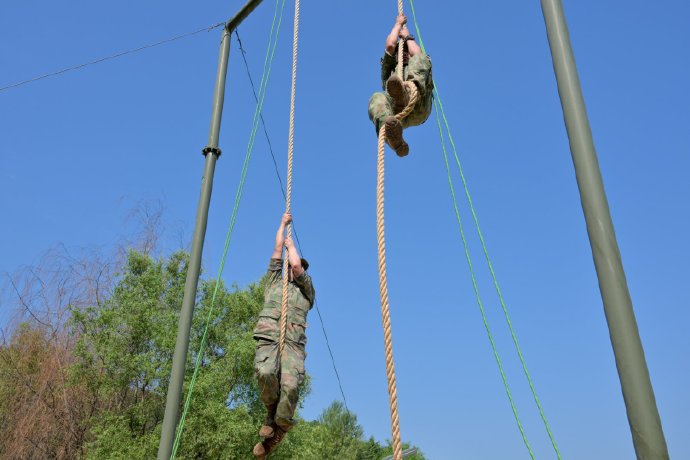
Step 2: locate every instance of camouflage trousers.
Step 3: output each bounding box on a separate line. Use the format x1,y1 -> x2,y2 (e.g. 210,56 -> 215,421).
368,53 -> 434,133
254,338 -> 306,432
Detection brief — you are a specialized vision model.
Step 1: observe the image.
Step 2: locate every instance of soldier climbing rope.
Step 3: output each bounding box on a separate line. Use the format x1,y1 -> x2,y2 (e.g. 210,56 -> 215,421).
166,1 -> 564,459
372,3 -> 421,459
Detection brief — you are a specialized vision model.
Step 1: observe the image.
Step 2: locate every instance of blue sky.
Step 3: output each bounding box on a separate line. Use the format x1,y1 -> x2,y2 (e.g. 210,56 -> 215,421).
1,1 -> 689,458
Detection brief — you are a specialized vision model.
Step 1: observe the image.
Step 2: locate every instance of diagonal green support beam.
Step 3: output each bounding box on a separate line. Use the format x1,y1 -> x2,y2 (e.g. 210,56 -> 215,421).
540,1 -> 668,458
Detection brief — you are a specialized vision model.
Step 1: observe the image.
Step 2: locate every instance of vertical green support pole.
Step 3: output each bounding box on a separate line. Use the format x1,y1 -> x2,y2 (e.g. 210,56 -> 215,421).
156,2 -> 265,458
156,25 -> 230,460
540,1 -> 669,459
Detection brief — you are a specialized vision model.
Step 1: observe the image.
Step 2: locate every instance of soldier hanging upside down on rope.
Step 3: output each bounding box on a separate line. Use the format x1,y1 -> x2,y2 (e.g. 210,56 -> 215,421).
252,212 -> 315,459
368,14 -> 434,157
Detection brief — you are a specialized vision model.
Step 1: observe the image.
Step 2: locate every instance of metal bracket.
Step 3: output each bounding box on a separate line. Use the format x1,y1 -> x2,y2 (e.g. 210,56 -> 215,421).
202,146 -> 222,157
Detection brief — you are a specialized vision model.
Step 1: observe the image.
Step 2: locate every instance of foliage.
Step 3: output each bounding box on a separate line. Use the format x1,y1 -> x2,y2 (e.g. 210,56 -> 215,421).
0,323 -> 88,459
0,244 -> 112,460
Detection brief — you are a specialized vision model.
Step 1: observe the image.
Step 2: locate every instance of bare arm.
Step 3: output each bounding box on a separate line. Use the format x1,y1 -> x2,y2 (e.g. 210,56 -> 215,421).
272,213 -> 291,259
400,28 -> 422,56
284,236 -> 303,277
385,14 -> 407,55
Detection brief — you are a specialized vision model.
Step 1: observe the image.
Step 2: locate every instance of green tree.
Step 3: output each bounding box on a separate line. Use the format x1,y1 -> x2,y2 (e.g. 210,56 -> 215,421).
71,250 -> 267,459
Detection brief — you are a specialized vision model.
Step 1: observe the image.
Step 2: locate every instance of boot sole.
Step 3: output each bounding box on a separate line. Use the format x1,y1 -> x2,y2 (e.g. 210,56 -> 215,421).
387,78 -> 408,114
259,425 -> 275,438
384,119 -> 409,157
253,442 -> 267,459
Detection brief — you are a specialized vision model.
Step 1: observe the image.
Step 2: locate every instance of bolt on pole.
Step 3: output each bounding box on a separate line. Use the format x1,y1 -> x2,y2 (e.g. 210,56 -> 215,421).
157,1 -> 264,459
540,1 -> 668,458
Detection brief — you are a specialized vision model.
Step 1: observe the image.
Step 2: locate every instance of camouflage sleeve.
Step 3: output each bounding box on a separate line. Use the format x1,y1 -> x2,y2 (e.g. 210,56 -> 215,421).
380,51 -> 397,90
265,258 -> 282,288
293,272 -> 315,307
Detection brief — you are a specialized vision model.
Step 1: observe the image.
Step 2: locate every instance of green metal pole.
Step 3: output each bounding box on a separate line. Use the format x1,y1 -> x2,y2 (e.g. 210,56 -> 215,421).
540,1 -> 668,459
156,28 -> 228,460
157,1 -> 263,459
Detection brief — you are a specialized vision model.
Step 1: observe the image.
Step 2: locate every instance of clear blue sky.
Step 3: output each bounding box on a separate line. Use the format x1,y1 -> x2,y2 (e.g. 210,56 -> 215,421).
1,1 -> 689,458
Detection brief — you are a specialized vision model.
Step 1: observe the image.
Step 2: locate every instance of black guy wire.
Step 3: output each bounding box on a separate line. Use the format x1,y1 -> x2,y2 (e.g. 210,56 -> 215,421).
235,29 -> 287,202
234,28 -> 349,413
0,22 -> 226,93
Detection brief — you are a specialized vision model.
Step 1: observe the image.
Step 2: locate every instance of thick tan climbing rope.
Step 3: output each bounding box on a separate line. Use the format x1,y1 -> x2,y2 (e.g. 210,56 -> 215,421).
396,1 -> 405,81
279,0 -> 301,355
376,3 -> 418,459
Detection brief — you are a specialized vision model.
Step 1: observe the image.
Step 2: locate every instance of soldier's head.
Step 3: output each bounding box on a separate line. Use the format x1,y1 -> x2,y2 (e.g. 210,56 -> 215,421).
287,258 -> 309,281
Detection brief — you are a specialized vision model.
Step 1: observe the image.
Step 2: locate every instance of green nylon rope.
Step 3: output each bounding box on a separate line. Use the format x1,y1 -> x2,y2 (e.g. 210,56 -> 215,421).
408,1 -> 562,458
434,101 -> 535,460
434,91 -> 563,459
171,0 -> 288,456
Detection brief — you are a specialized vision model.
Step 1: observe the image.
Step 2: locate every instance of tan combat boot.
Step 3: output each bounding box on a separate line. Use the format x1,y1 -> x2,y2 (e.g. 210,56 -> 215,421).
386,74 -> 410,114
252,427 -> 286,459
384,116 -> 409,157
258,404 -> 277,438
258,424 -> 275,439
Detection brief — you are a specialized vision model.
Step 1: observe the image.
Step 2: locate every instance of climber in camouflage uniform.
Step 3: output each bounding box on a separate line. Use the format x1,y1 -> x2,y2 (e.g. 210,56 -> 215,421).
368,13 -> 434,157
252,212 -> 315,459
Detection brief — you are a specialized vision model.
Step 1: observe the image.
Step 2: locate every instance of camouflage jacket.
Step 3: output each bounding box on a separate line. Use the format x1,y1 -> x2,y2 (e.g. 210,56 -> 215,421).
253,258 -> 315,345
380,50 -> 402,90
